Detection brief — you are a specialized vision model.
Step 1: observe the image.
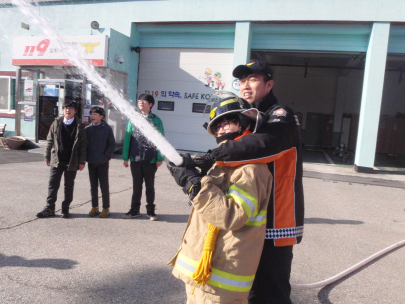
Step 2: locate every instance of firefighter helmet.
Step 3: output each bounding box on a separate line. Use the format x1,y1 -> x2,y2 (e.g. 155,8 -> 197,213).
206,91 -> 261,136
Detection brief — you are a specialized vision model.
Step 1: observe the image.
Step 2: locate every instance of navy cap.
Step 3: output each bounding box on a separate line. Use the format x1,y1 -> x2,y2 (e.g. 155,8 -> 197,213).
233,59 -> 274,80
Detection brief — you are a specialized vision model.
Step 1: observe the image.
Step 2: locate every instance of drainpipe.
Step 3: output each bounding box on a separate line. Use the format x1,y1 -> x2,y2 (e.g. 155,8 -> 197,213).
15,67 -> 21,136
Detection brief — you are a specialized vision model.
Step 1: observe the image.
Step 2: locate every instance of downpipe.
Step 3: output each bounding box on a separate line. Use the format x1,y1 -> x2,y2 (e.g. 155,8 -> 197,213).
291,239 -> 405,290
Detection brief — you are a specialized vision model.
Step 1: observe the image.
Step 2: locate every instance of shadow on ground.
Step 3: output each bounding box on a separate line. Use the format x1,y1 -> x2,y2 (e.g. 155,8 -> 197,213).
0,253 -> 78,270
76,266 -> 186,304
62,213 -> 189,223
0,146 -> 43,164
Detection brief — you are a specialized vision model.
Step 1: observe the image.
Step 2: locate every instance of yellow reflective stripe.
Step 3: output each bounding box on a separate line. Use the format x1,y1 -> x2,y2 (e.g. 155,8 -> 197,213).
226,185 -> 258,219
175,254 -> 255,292
220,98 -> 238,107
175,260 -> 195,277
209,268 -> 254,292
246,210 -> 267,227
210,107 -> 217,119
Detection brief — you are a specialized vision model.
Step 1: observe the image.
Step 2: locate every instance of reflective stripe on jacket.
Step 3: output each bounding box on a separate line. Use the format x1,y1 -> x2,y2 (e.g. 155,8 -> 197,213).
171,163 -> 272,300
175,253 -> 255,293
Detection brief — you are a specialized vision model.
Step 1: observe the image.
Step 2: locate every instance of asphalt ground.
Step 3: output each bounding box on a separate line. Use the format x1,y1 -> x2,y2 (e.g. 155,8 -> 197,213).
0,146 -> 404,304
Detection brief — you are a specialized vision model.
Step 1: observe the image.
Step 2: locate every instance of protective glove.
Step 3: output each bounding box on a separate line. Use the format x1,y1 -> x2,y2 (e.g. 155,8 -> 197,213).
178,152 -> 195,168
167,156 -> 202,200
193,150 -> 215,175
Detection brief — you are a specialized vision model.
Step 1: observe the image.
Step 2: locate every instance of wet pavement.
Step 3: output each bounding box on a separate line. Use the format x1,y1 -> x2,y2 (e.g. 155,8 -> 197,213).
0,143 -> 404,304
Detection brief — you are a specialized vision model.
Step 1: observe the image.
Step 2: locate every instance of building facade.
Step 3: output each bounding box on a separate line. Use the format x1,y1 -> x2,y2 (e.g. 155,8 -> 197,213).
1,0 -> 405,172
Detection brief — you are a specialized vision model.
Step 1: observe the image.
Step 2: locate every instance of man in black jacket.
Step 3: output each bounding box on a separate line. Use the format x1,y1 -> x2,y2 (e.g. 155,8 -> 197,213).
197,60 -> 304,304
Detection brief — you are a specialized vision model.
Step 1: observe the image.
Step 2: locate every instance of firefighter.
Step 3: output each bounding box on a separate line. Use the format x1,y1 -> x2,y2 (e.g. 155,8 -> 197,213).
194,60 -> 305,304
167,92 -> 273,304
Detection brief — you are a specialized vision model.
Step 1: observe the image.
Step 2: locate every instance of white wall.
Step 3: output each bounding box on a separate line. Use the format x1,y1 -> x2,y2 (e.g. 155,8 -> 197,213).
342,69 -> 405,117
272,66 -> 339,128
381,71 -> 405,116
343,70 -> 364,115
266,65 -> 405,130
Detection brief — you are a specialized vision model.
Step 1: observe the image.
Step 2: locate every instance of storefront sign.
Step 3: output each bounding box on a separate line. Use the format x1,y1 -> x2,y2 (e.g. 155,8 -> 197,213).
12,35 -> 108,66
24,105 -> 34,121
144,89 -> 212,100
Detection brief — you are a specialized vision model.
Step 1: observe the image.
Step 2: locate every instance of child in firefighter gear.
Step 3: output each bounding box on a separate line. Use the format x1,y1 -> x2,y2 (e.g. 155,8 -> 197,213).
167,92 -> 273,304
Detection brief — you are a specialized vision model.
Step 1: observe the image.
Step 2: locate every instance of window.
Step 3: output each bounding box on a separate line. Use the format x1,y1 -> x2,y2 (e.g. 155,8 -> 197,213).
0,77 -> 16,112
158,101 -> 174,111
192,103 -> 211,114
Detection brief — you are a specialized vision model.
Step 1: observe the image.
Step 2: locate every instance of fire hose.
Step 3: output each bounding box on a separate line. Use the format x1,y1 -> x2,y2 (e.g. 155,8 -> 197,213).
291,239 -> 405,290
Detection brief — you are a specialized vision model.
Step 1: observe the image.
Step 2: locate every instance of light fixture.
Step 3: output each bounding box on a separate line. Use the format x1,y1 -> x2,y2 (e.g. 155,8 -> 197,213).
115,55 -> 124,64
131,46 -> 141,53
91,21 -> 99,30
21,22 -> 29,30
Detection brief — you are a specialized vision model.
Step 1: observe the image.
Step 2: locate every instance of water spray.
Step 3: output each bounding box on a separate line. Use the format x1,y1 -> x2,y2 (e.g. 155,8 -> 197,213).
11,0 -> 183,165
10,0 -> 405,293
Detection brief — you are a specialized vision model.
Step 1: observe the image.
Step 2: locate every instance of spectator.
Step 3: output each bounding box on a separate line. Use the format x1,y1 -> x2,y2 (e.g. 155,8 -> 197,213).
122,94 -> 165,221
85,106 -> 115,218
37,98 -> 87,219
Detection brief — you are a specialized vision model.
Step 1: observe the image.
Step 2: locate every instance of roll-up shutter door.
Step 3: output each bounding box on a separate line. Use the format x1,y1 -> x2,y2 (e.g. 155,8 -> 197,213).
137,48 -> 234,152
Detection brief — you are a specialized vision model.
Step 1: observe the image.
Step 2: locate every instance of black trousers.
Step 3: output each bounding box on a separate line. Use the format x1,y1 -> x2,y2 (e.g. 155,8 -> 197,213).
130,161 -> 157,211
88,162 -> 110,209
248,242 -> 293,304
46,164 -> 77,211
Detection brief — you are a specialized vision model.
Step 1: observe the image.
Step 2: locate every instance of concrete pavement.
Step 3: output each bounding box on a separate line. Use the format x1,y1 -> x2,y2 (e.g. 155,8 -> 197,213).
0,146 -> 404,303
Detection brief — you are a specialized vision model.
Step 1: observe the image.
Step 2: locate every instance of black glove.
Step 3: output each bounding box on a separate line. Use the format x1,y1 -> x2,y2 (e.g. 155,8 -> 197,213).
178,153 -> 195,168
193,150 -> 215,175
167,157 -> 202,198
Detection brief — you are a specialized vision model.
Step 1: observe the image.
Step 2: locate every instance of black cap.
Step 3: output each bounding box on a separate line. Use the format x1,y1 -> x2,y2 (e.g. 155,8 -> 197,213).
90,106 -> 105,117
232,59 -> 274,80
62,99 -> 78,110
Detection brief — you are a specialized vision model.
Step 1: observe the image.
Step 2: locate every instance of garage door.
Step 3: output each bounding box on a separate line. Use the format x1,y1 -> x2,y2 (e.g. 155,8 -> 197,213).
137,48 -> 234,152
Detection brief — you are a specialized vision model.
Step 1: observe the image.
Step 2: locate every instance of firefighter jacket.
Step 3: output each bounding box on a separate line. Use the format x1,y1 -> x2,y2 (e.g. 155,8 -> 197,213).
211,92 -> 304,247
171,161 -> 272,300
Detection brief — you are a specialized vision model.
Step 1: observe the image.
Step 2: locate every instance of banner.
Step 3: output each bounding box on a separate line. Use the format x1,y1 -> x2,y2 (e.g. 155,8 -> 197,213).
12,35 -> 108,66
24,79 -> 33,102
24,105 -> 34,121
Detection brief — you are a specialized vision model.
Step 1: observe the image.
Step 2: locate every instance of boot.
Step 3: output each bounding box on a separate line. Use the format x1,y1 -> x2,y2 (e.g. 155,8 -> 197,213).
99,208 -> 110,218
89,207 -> 100,217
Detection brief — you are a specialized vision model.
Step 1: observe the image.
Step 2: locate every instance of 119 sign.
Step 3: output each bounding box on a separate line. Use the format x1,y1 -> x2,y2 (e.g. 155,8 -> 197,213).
23,39 -> 50,56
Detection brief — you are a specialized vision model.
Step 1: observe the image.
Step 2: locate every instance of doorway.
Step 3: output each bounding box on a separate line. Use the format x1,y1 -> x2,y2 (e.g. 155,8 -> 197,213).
37,79 -> 83,140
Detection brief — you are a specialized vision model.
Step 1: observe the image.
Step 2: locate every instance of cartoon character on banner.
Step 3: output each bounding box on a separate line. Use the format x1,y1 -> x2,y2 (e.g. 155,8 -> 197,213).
199,68 -> 214,88
214,72 -> 225,91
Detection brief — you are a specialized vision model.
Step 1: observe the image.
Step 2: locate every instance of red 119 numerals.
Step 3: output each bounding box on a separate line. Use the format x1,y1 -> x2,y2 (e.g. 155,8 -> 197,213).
145,90 -> 159,97
23,39 -> 50,56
